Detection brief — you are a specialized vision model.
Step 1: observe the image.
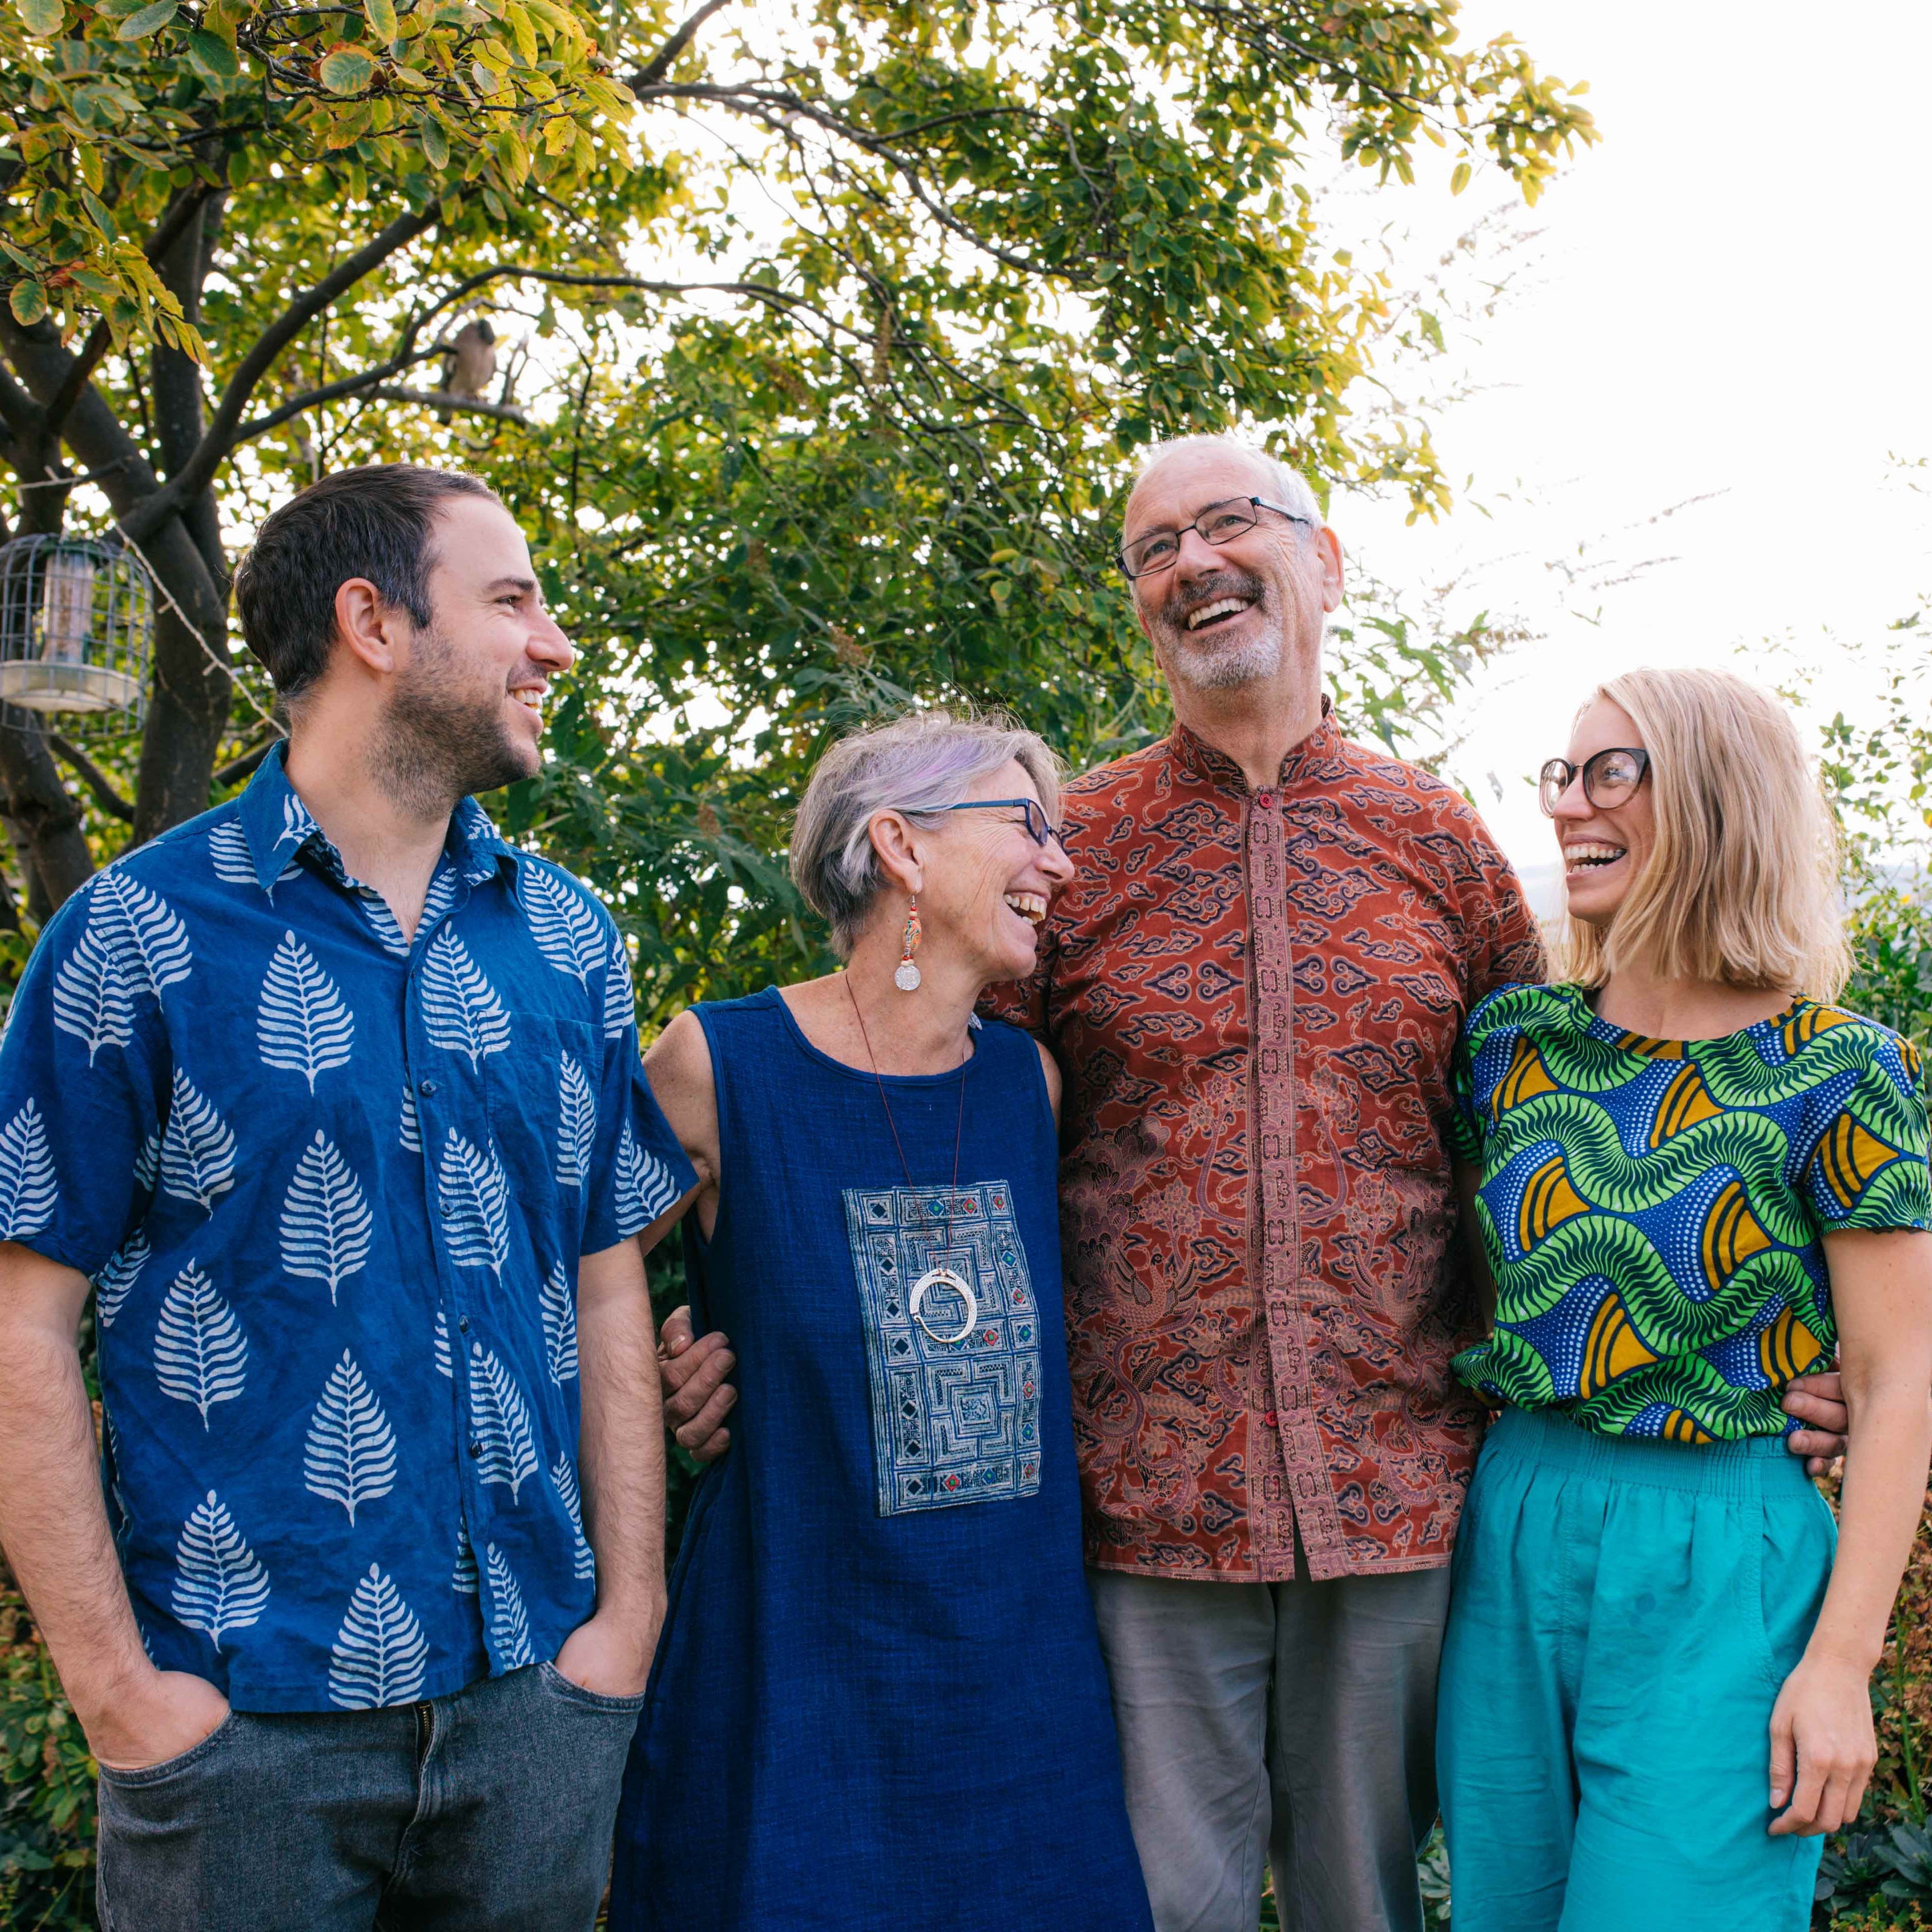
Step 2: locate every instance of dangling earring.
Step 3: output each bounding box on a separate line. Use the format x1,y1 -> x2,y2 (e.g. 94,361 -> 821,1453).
894,896 -> 923,991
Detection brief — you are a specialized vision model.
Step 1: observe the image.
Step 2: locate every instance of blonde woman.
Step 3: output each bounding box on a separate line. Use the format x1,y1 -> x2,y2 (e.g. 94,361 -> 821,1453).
1437,668 -> 1932,1930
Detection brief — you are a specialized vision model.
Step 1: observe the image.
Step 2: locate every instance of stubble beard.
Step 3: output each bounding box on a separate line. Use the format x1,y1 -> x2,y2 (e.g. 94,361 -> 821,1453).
1157,566 -> 1286,691
369,622 -> 534,818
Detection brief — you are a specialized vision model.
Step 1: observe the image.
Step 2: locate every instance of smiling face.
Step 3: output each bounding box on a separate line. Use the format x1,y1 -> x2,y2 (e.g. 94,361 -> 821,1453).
375,496 -> 575,806
1552,697 -> 1656,930
1121,443 -> 1340,697
888,760 -> 1075,985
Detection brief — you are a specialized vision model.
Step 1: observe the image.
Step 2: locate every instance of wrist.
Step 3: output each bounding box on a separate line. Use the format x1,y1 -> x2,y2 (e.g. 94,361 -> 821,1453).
66,1647 -> 161,1727
1802,1633 -> 1882,1676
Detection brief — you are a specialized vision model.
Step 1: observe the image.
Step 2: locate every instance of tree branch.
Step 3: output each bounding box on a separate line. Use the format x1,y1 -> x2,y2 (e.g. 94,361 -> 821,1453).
46,733 -> 135,823
214,733 -> 283,787
633,0 -> 733,89
365,386 -> 532,426
123,203 -> 439,542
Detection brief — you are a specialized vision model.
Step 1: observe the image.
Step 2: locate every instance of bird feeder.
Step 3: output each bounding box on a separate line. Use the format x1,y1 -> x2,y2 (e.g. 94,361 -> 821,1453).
0,533 -> 152,720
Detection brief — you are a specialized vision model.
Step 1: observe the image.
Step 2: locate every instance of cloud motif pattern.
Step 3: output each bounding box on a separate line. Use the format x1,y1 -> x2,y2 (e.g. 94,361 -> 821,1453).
0,749 -> 694,1708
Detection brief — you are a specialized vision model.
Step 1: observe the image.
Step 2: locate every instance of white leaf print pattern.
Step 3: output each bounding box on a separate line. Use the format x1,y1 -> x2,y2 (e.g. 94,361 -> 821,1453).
158,1067 -> 236,1212
418,865 -> 459,938
614,1122 -> 683,1239
279,1131 -> 373,1305
484,1543 -> 533,1668
399,1082 -> 421,1154
52,926 -> 135,1063
522,866 -> 604,987
420,927 -> 510,1068
209,819 -> 300,890
257,930 -> 354,1090
434,1308 -> 453,1378
171,1490 -> 269,1648
601,930 -> 635,1040
452,1520 -> 478,1594
551,1453 -> 596,1584
555,1053 -> 595,1189
302,1350 -> 398,1524
93,1229 -> 150,1329
281,792 -> 319,846
469,1342 -> 537,1503
133,1125 -> 159,1194
0,1099 -> 57,1239
538,1261 -> 577,1385
356,894 -> 410,958
438,1131 -> 510,1278
327,1564 -> 429,1709
92,869 -> 192,1006
153,1261 -> 248,1427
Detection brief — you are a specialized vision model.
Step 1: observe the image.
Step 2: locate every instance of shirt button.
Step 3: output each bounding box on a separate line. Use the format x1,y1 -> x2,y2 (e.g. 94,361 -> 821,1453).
1255,792 -> 1275,809
458,1316 -> 470,1334
418,1080 -> 438,1096
1262,1410 -> 1279,1429
467,1440 -> 482,1459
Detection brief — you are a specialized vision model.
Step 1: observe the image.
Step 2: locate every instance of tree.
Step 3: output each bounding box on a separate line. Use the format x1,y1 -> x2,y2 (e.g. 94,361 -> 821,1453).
0,0 -> 1593,944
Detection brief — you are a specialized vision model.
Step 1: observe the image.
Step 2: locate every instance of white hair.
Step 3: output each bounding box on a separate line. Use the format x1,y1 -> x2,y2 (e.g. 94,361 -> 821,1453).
1131,435 -> 1323,526
790,708 -> 1063,959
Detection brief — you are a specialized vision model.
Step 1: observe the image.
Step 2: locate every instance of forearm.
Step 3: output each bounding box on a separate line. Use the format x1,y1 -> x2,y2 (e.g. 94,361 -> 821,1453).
1806,1378 -> 1932,1671
576,1242 -> 666,1625
0,1317 -> 149,1713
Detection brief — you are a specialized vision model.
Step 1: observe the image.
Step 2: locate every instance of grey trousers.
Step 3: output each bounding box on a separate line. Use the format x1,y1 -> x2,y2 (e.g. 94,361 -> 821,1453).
1089,1562 -> 1451,1932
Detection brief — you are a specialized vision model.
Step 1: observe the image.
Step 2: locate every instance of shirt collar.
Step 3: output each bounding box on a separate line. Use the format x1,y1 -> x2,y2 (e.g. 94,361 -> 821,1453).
1167,696 -> 1341,795
235,743 -> 516,895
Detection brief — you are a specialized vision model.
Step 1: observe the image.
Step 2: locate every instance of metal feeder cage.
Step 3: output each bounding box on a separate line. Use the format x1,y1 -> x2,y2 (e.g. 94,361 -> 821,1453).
0,533 -> 153,724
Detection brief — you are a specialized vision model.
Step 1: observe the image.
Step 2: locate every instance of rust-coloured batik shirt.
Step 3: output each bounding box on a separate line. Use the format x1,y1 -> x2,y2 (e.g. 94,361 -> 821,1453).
987,709 -> 1546,1580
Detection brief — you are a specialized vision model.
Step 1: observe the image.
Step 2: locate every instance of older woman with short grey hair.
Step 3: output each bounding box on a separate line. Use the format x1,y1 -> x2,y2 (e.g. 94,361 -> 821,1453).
607,711 -> 1154,1932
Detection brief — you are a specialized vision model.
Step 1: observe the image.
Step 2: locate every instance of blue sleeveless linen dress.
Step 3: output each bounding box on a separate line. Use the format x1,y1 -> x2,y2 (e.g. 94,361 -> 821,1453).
609,988 -> 1152,1932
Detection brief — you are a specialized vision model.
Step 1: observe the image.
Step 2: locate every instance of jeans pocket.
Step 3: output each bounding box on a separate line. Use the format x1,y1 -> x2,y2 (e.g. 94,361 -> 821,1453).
537,1660 -> 646,1715
97,1710 -> 242,1791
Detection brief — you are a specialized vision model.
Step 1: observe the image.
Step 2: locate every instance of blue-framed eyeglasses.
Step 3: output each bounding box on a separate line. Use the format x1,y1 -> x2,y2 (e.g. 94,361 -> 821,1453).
916,798 -> 1069,850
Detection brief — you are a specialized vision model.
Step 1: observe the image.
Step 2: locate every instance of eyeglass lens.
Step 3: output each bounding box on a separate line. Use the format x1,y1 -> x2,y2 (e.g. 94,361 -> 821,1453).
1538,749 -> 1646,816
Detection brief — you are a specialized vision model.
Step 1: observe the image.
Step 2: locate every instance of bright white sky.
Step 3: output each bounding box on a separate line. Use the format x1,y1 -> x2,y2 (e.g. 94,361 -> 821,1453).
1335,0 -> 1932,912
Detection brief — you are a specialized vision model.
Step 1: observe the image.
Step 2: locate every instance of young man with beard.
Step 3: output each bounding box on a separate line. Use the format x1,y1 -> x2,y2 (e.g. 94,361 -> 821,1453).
661,436 -> 1853,1932
0,465 -> 694,1931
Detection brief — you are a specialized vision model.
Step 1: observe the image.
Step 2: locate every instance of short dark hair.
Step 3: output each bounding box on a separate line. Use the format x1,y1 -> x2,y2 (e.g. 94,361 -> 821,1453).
232,464 -> 502,700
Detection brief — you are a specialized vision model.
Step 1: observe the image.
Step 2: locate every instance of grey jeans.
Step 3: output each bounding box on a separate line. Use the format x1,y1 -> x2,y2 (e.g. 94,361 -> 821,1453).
95,1661 -> 642,1932
1089,1563 -> 1451,1932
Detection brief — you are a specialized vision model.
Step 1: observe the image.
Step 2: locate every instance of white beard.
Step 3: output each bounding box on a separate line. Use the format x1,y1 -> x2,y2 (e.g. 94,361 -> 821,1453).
1165,611 -> 1285,690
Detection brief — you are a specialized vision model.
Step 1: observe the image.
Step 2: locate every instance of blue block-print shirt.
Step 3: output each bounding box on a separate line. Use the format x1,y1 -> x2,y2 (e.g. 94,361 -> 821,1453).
0,747 -> 694,1713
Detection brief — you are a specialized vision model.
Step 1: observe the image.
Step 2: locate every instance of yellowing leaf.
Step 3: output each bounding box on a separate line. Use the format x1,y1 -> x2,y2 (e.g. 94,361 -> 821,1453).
420,114 -> 449,166
8,280 -> 48,327
502,1 -> 536,62
389,63 -> 432,88
363,0 -> 397,37
1449,160 -> 1471,196
542,114 -> 574,156
115,0 -> 178,37
318,43 -> 377,93
18,0 -> 64,37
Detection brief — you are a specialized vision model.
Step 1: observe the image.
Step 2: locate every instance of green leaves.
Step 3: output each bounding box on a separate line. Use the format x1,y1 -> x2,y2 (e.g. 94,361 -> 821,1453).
16,0 -> 62,37
7,278 -> 48,325
114,0 -> 176,39
363,0 -> 397,40
184,26 -> 238,76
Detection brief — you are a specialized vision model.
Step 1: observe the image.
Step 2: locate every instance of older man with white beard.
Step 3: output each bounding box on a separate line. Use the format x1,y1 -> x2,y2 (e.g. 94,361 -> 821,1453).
661,435 -> 1853,1932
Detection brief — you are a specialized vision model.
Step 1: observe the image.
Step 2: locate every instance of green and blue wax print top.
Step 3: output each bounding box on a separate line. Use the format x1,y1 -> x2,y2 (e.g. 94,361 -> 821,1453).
1449,982 -> 1932,1441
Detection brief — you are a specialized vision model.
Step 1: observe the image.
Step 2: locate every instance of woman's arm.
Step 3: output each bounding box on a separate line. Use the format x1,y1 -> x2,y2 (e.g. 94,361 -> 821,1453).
1769,1226 -> 1932,1835
1453,1158 -> 1496,1329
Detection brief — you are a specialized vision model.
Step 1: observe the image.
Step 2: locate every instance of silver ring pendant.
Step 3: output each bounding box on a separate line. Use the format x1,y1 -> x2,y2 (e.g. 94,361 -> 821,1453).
894,960 -> 922,991
909,1266 -> 977,1345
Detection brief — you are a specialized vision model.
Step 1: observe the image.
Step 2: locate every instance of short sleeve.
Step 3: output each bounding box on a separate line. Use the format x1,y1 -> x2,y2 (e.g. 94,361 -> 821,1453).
583,919 -> 696,1252
1805,1036 -> 1932,1232
0,880 -> 167,1278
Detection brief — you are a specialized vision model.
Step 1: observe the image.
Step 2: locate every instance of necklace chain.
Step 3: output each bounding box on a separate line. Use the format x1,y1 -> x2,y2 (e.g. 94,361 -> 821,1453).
845,974 -> 968,1265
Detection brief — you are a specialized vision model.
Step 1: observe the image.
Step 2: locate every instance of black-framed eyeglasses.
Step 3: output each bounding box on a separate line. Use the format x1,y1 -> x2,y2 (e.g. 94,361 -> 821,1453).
1117,496 -> 1316,580
1538,747 -> 1651,817
920,798 -> 1069,850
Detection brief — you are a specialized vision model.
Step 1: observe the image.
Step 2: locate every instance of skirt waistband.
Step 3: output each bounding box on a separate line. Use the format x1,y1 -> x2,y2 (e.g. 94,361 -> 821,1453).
1483,1405 -> 1812,1501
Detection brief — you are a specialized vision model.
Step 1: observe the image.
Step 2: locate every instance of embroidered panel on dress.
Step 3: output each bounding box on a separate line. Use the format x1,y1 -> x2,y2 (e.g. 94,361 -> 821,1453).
843,1182 -> 1043,1517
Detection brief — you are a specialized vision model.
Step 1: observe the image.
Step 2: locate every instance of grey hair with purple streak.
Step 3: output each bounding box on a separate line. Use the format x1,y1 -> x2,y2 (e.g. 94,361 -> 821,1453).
790,708 -> 1064,960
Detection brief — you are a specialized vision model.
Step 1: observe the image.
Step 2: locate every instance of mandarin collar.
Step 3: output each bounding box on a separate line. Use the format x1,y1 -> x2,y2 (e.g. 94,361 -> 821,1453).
1168,697 -> 1342,796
